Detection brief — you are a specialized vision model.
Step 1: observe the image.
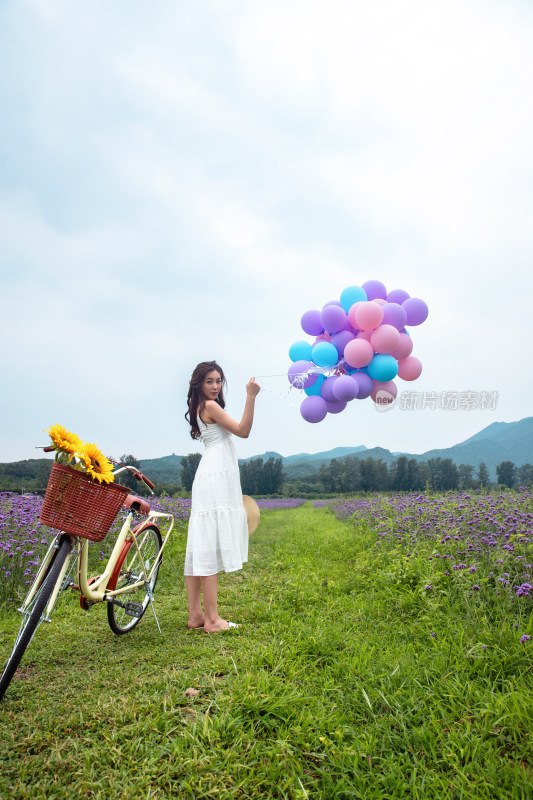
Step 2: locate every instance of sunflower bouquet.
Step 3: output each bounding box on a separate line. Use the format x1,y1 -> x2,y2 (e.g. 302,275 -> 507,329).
44,424 -> 115,484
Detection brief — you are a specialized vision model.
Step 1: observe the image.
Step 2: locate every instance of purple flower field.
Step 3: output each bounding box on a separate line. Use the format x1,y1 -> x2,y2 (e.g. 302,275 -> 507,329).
0,493 -> 52,606
0,492 -> 192,606
330,490 -> 533,610
256,498 -> 306,509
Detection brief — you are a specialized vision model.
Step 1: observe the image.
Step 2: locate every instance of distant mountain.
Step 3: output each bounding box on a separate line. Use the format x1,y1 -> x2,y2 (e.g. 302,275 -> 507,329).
139,454 -> 183,485
1,418 -> 532,490
456,417 -> 533,448
240,445 -> 368,477
407,417 -> 533,479
279,417 -> 533,480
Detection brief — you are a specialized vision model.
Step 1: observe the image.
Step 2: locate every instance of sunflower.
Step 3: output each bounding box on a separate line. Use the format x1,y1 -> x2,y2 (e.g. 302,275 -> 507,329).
79,442 -> 115,484
46,424 -> 83,462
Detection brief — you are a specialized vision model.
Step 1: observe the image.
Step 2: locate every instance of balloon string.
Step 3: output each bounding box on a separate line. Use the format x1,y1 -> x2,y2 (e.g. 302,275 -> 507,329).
254,365 -> 345,408
256,364 -> 346,380
253,373 -> 309,409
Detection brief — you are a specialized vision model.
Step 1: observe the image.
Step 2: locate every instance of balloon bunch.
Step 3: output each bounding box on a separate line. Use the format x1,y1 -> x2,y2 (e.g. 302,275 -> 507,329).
288,279 -> 429,423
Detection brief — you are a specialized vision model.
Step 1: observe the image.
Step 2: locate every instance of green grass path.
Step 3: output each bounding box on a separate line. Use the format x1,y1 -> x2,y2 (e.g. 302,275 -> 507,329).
0,505 -> 531,799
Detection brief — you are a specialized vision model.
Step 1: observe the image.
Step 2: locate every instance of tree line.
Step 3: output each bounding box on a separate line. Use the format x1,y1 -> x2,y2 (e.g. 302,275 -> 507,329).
179,454 -> 284,495
2,453 -> 532,497
313,455 -> 533,493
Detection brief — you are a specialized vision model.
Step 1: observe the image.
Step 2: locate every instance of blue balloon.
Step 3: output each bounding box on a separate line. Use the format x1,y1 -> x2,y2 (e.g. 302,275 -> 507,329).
312,341 -> 339,368
304,374 -> 326,396
367,354 -> 398,382
340,285 -> 367,313
289,340 -> 313,362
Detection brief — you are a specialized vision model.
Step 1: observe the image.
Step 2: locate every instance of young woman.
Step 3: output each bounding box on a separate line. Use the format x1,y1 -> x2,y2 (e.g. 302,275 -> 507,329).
184,361 -> 260,632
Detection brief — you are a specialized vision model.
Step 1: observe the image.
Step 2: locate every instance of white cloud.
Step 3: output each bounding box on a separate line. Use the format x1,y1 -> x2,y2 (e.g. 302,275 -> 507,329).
1,0 -> 532,463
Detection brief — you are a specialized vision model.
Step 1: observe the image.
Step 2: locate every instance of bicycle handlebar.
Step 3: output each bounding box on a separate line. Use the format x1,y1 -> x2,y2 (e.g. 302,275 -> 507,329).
111,461 -> 156,494
134,471 -> 155,491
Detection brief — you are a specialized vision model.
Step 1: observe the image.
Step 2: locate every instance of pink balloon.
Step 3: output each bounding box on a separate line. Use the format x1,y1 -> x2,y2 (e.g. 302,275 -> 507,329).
347,301 -> 363,329
373,298 -> 387,306
353,301 -> 384,331
356,330 -> 373,342
344,338 -> 374,368
391,332 -> 413,360
397,356 -> 422,381
370,380 -> 398,402
370,324 -> 401,355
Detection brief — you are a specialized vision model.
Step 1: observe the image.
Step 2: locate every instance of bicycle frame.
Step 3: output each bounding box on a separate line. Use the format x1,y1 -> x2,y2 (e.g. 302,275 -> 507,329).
17,506 -> 174,622
78,508 -> 174,603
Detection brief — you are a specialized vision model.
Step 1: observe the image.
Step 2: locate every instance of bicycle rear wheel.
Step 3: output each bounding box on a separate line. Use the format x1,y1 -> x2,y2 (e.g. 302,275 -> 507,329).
0,535 -> 72,701
107,525 -> 163,635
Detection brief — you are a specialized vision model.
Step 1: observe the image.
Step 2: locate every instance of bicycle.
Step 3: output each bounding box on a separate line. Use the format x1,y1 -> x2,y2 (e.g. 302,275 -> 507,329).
0,462 -> 175,701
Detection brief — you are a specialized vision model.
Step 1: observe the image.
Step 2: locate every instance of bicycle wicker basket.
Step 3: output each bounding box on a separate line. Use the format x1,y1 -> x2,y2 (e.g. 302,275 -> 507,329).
40,463 -> 130,542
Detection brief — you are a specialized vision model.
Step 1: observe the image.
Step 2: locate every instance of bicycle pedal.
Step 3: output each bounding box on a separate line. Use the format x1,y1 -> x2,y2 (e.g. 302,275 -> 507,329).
124,602 -> 144,618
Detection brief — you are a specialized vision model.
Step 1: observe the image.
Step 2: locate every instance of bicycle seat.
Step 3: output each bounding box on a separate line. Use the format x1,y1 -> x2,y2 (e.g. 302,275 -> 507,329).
123,495 -> 151,515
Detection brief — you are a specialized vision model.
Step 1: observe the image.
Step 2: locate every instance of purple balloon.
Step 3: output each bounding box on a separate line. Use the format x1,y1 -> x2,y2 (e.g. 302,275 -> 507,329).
381,302 -> 408,330
288,360 -> 317,388
322,300 -> 343,309
332,375 -> 359,402
353,371 -> 373,399
321,304 -> 348,334
402,297 -> 429,326
362,279 -> 387,300
325,399 -> 347,414
300,395 -> 328,423
386,289 -> 410,304
320,376 -> 339,402
301,309 -> 324,336
331,329 -> 354,356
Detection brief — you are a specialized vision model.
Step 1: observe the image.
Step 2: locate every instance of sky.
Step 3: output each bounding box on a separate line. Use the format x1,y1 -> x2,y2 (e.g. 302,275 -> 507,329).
1,0 -> 532,465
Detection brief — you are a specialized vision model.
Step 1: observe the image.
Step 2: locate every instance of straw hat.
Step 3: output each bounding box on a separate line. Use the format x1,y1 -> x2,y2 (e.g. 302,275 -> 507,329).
242,495 -> 260,534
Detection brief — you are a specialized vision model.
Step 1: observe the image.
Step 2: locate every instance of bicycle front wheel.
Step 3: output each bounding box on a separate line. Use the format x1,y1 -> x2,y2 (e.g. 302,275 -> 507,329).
0,535 -> 73,701
107,525 -> 163,635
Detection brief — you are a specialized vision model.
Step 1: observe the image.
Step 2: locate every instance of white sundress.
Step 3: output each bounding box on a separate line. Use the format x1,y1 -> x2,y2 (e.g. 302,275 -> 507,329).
184,417 -> 249,576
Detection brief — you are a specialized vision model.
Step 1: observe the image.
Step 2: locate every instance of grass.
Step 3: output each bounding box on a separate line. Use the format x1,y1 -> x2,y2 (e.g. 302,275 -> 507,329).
0,503 -> 532,799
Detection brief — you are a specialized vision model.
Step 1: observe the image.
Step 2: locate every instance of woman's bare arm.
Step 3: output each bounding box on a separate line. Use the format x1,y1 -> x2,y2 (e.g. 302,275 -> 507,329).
202,378 -> 260,438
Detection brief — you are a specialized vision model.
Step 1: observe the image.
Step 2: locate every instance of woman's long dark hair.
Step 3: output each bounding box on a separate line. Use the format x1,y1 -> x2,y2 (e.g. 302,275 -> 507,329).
185,361 -> 227,440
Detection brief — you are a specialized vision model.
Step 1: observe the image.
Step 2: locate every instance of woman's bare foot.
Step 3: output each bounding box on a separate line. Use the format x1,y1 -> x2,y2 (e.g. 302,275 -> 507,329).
187,614 -> 205,629
204,617 -> 238,633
